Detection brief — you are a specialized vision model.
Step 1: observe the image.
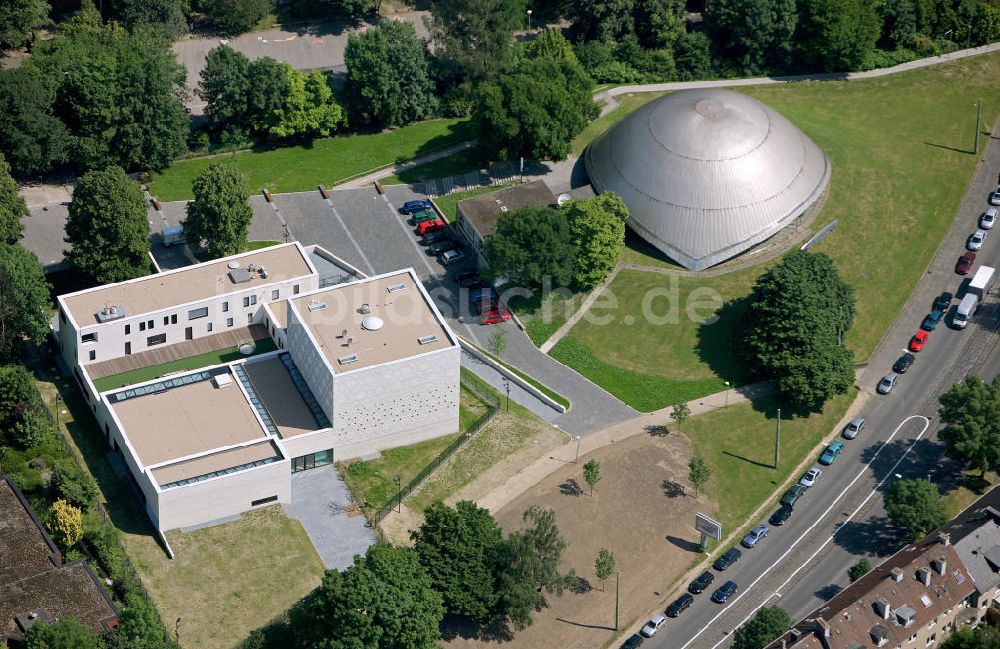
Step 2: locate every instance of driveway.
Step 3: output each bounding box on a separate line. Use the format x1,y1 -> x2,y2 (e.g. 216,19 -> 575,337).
288,464 -> 375,570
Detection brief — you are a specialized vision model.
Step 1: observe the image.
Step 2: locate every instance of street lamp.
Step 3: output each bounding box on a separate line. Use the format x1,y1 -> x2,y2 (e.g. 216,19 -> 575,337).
394,474 -> 401,513
175,617 -> 182,643
503,376 -> 510,411
55,393 -> 63,430
574,435 -> 582,463
724,381 -> 730,407
526,9 -> 532,30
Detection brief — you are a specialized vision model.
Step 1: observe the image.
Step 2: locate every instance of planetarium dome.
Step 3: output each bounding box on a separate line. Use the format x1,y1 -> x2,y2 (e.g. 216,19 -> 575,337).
585,88 -> 830,270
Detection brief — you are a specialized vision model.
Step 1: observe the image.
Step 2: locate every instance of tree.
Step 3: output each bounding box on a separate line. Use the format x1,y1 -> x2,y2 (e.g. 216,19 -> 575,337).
112,0 -> 188,39
740,251 -> 856,411
496,506 -> 568,629
594,548 -> 616,591
938,375 -> 1000,478
877,0 -> 917,49
0,0 -> 49,51
198,0 -> 272,34
885,478 -> 947,541
524,28 -> 577,62
848,557 -> 871,582
0,154 -> 27,243
484,206 -> 576,289
183,163 -> 253,258
634,0 -> 686,48
670,401 -> 691,432
0,67 -> 70,177
108,592 -> 181,649
427,0 -> 521,82
199,45 -> 252,137
262,65 -> 345,139
795,0 -> 882,72
583,458 -> 601,495
289,543 -> 443,649
688,455 -> 711,497
46,499 -> 84,550
0,364 -> 42,427
50,465 -> 99,510
10,410 -> 52,449
474,56 -> 599,161
344,20 -> 438,127
23,617 -> 99,649
488,328 -> 507,357
732,606 -> 792,649
563,193 -> 628,289
0,244 -> 50,362
704,0 -> 798,73
410,500 -> 504,623
674,31 -> 714,81
565,0 -> 636,43
941,625 -> 1000,649
65,167 -> 150,284
247,57 -> 292,135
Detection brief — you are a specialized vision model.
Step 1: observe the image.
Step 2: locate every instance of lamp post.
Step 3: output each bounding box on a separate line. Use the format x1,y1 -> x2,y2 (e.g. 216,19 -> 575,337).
526,9 -> 532,30
394,474 -> 401,513
503,376 -> 510,412
55,393 -> 63,430
724,381 -> 730,407
175,617 -> 182,643
574,435 -> 582,463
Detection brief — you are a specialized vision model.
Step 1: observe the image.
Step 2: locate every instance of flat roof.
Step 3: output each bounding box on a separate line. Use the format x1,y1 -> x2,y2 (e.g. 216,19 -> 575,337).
268,299 -> 289,329
110,369 -> 268,467
61,243 -> 314,326
150,440 -> 282,486
243,356 -> 320,437
456,180 -> 557,238
290,271 -> 453,373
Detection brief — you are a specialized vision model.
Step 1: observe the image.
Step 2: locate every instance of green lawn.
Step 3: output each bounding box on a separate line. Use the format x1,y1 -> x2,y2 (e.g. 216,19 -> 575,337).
556,53 -> 1000,410
92,338 -> 278,392
506,289 -> 576,347
685,389 -> 857,533
432,184 -> 502,223
572,92 -> 666,156
148,118 -> 474,201
382,145 -> 491,185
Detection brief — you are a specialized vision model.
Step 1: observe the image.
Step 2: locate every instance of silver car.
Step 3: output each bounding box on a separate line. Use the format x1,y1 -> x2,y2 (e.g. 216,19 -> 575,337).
968,229 -> 987,251
800,467 -> 823,487
981,208 -> 997,230
641,614 -> 666,637
877,372 -> 898,394
991,188 -> 1000,206
843,417 -> 865,439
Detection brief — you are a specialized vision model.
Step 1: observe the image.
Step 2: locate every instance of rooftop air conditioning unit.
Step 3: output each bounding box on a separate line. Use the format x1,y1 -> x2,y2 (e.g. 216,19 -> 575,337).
387,282 -> 406,294
337,353 -> 359,365
96,305 -> 127,323
308,300 -> 327,312
213,374 -> 233,389
418,334 -> 438,345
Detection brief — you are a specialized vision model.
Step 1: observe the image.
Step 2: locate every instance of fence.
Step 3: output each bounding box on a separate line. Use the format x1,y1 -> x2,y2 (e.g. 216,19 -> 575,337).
367,374 -> 500,529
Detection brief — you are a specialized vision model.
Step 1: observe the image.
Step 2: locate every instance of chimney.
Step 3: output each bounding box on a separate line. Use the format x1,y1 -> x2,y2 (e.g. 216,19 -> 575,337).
916,567 -> 932,587
931,556 -> 947,576
817,618 -> 831,639
939,532 -> 951,546
890,567 -> 904,582
874,598 -> 891,619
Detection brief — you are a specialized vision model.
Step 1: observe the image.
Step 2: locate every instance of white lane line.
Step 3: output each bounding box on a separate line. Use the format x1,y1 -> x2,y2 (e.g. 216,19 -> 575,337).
677,415 -> 931,649
327,203 -> 376,276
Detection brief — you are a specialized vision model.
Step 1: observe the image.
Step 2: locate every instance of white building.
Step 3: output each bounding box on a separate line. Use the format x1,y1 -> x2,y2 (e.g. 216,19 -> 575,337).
54,244 -> 460,532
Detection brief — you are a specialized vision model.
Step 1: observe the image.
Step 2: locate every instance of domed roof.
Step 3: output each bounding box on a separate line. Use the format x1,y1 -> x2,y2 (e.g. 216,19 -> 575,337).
585,89 -> 830,270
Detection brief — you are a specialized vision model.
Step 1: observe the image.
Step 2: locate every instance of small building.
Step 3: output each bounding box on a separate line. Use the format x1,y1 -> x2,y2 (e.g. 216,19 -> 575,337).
454,181 -> 557,266
1,476 -> 118,644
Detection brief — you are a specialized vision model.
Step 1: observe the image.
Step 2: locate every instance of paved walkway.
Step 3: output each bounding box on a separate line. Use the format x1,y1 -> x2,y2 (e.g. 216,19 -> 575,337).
460,349 -> 561,421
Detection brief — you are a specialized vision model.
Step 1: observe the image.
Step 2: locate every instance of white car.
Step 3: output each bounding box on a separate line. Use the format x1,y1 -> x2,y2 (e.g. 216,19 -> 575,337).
800,467 -> 823,487
440,249 -> 466,265
877,372 -> 898,395
982,208 -> 997,230
641,614 -> 666,637
967,229 -> 987,251
990,187 -> 1000,205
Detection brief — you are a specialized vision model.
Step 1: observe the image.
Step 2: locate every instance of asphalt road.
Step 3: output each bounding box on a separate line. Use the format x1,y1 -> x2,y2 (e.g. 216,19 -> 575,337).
639,133 -> 1000,649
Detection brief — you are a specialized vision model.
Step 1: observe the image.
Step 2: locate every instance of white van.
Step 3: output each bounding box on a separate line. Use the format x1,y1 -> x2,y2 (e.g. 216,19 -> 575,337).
953,293 -> 978,329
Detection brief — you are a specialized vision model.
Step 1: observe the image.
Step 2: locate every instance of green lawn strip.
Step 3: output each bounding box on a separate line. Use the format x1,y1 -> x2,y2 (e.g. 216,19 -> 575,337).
92,338 -> 278,392
431,184 -> 502,223
943,470 -> 997,519
193,240 -> 282,263
685,389 -> 856,534
572,91 -> 667,156
466,341 -> 571,410
148,118 -> 474,201
505,289 -> 576,347
382,145 -> 492,185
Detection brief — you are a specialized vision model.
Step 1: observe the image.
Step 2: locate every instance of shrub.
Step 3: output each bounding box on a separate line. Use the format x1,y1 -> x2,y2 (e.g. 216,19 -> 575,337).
10,410 -> 53,449
197,0 -> 272,34
45,499 -> 84,550
50,465 -> 99,509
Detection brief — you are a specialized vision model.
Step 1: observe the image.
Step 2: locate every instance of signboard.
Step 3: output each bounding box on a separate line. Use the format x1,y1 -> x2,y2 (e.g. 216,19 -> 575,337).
695,512 -> 723,542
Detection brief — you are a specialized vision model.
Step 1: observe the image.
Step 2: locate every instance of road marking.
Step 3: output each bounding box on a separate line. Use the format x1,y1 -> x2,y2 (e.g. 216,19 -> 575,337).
677,415 -> 931,649
326,203 -> 376,276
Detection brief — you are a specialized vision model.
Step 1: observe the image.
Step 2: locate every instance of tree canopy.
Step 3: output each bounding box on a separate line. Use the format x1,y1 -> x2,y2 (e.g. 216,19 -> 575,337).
484,205 -> 576,289
0,0 -> 49,50
938,375 -> 1000,477
885,478 -> 947,541
705,0 -> 798,73
795,0 -> 882,71
427,0 -> 521,82
199,45 -> 251,138
111,0 -> 188,39
344,20 -> 438,127
24,617 -> 99,649
197,0 -> 272,35
564,193 -> 629,289
0,67 -> 70,177
260,64 -> 345,139
732,606 -> 792,649
740,250 -> 856,411
0,244 -> 49,362
495,506 -> 569,629
0,154 -> 28,243
183,163 -> 253,259
65,167 -> 150,284
941,625 -> 1000,649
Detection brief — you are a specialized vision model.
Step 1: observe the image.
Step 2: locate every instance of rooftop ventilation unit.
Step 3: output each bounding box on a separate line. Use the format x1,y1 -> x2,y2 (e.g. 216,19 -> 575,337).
229,268 -> 253,284
362,316 -> 384,331
418,334 -> 438,345
96,305 -> 127,323
387,282 -> 406,294
557,193 -> 572,207
344,337 -> 354,347
213,374 -> 233,389
339,328 -> 348,338
308,300 -> 327,312
360,303 -> 371,314
227,261 -> 240,269
890,567 -> 904,582
258,265 -> 267,279
337,353 -> 359,365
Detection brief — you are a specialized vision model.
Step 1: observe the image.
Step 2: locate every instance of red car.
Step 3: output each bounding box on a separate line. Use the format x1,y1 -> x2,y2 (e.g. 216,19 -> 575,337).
956,251 -> 976,274
482,306 -> 512,325
909,330 -> 929,352
416,219 -> 446,236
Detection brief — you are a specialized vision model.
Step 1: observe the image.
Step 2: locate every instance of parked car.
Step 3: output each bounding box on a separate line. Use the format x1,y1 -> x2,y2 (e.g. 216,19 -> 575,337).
410,210 -> 439,225
957,251 -> 977,274
921,310 -> 944,331
877,372 -> 899,394
843,417 -> 865,439
455,269 -> 478,285
665,593 -> 695,617
481,305 -> 512,325
621,634 -> 645,649
399,199 -> 433,214
419,231 -> 451,246
416,219 -> 446,236
990,187 -> 1000,206
819,441 -> 845,465
800,467 -> 823,487
713,547 -> 742,571
741,524 -> 769,548
968,229 -> 987,251
711,581 -> 739,604
780,484 -> 808,507
640,615 -> 666,637
440,249 -> 466,265
893,352 -> 915,374
769,504 -> 793,526
909,330 -> 929,352
427,240 -> 457,256
934,292 -> 954,312
688,571 -> 715,594
982,208 -> 997,230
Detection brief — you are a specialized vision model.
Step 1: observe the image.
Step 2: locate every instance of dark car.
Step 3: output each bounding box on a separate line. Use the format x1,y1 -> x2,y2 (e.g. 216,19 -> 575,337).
399,199 -> 433,214
921,309 -> 944,331
621,634 -> 644,648
665,593 -> 694,617
455,269 -> 478,285
957,251 -> 976,274
934,291 -> 953,313
410,210 -> 439,225
780,484 -> 808,507
711,581 -> 739,604
427,241 -> 457,255
893,352 -> 915,374
713,547 -> 742,571
688,571 -> 715,594
769,504 -> 793,526
419,231 -> 451,246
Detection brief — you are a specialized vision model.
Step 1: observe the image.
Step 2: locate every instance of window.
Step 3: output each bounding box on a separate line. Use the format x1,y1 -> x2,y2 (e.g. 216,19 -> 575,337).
207,323 -> 213,332
227,317 -> 234,327
251,495 -> 278,507
88,350 -> 96,361
187,307 -> 209,320
81,332 -> 97,343
243,295 -> 257,307
171,314 -> 177,324
125,324 -> 131,335
222,301 -> 229,312
163,316 -> 168,326
147,319 -> 154,329
272,289 -> 279,300
293,284 -> 300,295
247,313 -> 253,323
139,321 -> 146,332
147,333 -> 167,347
